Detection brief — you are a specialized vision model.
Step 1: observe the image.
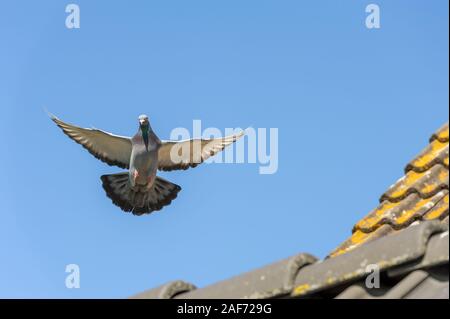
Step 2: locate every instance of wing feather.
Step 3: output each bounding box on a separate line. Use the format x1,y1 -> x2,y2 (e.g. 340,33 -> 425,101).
51,115 -> 132,169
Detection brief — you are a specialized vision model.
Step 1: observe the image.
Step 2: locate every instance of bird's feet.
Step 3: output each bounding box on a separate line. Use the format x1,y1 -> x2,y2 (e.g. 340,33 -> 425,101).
133,169 -> 139,183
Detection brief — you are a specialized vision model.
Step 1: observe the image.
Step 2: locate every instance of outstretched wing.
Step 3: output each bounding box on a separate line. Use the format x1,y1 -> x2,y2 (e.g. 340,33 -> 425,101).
51,115 -> 132,169
158,131 -> 245,171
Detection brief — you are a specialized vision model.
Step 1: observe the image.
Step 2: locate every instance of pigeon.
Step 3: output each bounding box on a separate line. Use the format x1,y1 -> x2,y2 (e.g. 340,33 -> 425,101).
50,114 -> 245,216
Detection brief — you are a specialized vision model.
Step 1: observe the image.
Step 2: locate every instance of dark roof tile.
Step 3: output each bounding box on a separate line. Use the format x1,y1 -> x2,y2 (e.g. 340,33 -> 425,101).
336,268 -> 449,299
292,221 -> 448,297
386,228 -> 449,278
176,254 -> 317,299
131,280 -> 196,299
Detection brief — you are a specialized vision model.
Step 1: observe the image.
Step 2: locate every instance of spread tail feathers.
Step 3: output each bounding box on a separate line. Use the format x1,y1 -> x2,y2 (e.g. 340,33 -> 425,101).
100,173 -> 181,216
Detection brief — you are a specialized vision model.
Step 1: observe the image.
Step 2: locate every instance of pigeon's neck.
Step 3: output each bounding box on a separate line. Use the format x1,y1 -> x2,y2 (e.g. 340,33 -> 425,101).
139,125 -> 149,148
139,122 -> 154,133
139,124 -> 160,150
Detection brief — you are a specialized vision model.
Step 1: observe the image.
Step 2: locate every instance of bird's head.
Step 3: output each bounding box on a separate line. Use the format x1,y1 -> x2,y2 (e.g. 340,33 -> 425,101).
139,114 -> 149,129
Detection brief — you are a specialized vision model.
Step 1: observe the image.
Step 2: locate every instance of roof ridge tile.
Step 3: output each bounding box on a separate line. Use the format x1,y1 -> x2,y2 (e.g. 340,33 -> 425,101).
175,253 -> 318,299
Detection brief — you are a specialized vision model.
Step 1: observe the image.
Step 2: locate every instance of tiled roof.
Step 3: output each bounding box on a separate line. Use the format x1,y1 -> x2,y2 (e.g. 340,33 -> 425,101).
132,221 -> 449,299
291,221 -> 448,298
131,122 -> 449,299
328,122 -> 449,258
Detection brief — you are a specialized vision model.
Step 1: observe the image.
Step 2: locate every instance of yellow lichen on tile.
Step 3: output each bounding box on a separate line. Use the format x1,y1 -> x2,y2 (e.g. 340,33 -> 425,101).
409,140 -> 448,169
438,168 -> 448,183
395,197 -> 430,224
293,284 -> 311,296
354,201 -> 397,230
433,123 -> 449,142
329,231 -> 372,257
387,164 -> 447,200
388,171 -> 423,198
395,210 -> 417,225
349,229 -> 371,244
424,194 -> 449,220
421,183 -> 438,194
412,165 -> 447,196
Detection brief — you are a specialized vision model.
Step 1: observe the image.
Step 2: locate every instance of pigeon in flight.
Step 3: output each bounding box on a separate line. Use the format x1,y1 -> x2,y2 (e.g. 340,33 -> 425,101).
50,114 -> 244,215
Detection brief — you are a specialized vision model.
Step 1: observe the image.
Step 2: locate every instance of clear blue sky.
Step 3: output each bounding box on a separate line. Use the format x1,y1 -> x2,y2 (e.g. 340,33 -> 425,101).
0,0 -> 448,298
